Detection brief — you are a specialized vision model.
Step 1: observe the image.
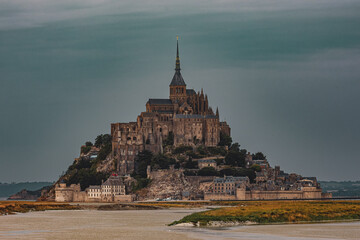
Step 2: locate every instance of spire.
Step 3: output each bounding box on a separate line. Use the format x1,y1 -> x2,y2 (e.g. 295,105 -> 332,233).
170,36 -> 186,86
216,107 -> 219,118
175,35 -> 180,72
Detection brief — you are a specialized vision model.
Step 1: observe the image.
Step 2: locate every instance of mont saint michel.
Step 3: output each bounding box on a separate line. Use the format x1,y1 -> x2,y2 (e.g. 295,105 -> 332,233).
48,39 -> 331,203
2,1 -> 360,239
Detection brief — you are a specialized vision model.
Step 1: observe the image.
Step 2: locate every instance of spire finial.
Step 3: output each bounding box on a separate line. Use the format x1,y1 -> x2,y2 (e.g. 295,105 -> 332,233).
175,36 -> 180,72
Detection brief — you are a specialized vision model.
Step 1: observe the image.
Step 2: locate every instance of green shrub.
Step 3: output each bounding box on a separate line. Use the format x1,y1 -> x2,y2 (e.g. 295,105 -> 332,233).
173,145 -> 193,154
184,157 -> 198,169
131,178 -> 151,192
218,132 -> 232,147
151,154 -> 176,170
219,167 -> 256,182
207,146 -> 227,156
198,167 -> 219,176
81,145 -> 92,154
163,131 -> 174,147
66,168 -> 109,190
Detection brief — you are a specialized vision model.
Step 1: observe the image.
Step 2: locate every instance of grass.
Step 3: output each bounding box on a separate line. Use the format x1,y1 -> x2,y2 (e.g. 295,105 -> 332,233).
169,200 -> 360,226
0,201 -> 80,215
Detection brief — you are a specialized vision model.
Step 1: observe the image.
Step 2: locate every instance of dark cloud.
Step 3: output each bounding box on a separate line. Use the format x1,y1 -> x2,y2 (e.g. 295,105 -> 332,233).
1,0 -> 359,182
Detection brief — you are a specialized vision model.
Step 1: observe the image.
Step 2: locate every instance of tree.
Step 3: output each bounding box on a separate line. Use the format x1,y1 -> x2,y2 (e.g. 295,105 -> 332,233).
96,143 -> 112,161
95,134 -> 111,148
173,145 -> 192,154
184,157 -> 198,169
218,132 -> 232,147
163,131 -> 174,147
66,168 -> 109,190
151,153 -> 176,170
95,135 -> 103,147
225,143 -> 247,167
198,167 -> 219,176
252,152 -> 266,160
251,164 -> 261,172
229,143 -> 240,152
85,141 -> 93,147
134,150 -> 153,178
81,145 -> 91,154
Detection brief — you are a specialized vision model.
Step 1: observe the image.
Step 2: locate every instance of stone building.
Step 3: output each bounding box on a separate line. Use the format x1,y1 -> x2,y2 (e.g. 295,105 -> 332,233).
55,174 -> 132,202
204,164 -> 332,200
111,38 -> 230,175
100,174 -> 126,202
198,159 -> 217,169
204,176 -> 249,200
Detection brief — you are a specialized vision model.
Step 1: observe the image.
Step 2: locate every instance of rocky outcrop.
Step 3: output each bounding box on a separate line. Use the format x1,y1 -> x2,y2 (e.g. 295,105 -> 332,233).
96,155 -> 115,173
8,186 -> 50,200
137,169 -> 213,200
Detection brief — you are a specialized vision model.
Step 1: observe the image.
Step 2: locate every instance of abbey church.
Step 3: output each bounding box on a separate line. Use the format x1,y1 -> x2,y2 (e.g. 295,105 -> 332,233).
111,38 -> 230,175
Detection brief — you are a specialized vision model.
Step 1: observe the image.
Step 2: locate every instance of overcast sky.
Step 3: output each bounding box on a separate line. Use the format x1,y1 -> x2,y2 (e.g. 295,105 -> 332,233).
1,0 -> 360,182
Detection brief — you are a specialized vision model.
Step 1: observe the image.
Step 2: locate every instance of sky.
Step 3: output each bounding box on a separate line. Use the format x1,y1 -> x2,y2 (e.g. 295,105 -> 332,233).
1,0 -> 360,182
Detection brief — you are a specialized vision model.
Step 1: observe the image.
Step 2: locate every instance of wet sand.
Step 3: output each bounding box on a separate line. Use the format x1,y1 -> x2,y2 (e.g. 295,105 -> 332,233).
0,209 -> 201,240
0,209 -> 359,240
176,221 -> 360,240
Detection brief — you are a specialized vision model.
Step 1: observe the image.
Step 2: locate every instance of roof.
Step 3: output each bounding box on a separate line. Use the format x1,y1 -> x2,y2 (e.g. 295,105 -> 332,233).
102,175 -> 124,186
156,110 -> 174,113
186,89 -> 196,95
198,159 -> 216,163
88,185 -> 101,189
253,160 -> 267,164
147,99 -> 173,105
170,71 -> 186,86
141,112 -> 158,117
175,114 -> 218,119
214,176 -> 249,183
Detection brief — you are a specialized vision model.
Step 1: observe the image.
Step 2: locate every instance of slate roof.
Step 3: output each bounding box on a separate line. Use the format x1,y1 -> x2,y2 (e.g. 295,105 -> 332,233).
198,159 -> 216,163
102,175 -> 124,186
175,114 -> 217,119
170,71 -> 186,86
147,99 -> 173,105
142,112 -> 158,117
157,110 -> 174,113
214,176 -> 249,183
186,89 -> 196,95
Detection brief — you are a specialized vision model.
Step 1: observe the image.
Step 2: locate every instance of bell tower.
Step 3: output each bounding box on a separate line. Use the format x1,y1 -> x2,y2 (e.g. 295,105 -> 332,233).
170,36 -> 187,103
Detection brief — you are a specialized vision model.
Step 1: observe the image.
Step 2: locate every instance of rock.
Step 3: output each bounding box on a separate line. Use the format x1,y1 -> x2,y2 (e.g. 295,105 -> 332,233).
8,189 -> 42,200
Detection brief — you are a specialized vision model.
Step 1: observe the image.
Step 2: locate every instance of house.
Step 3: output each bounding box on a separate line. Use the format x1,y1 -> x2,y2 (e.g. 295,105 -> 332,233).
198,159 -> 217,169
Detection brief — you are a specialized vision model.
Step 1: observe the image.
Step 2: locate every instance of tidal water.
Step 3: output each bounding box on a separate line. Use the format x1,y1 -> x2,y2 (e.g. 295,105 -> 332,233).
0,209 -> 359,240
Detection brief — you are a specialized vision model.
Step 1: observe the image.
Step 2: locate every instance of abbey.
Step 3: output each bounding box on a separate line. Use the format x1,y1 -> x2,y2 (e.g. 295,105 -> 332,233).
111,38 -> 230,175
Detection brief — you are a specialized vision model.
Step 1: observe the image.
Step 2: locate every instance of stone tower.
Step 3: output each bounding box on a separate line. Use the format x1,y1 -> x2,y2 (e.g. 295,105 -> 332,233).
169,36 -> 187,104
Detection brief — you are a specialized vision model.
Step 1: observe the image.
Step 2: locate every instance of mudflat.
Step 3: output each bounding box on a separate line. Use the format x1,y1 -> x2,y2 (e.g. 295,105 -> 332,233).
0,209 -> 359,240
0,209 -> 199,240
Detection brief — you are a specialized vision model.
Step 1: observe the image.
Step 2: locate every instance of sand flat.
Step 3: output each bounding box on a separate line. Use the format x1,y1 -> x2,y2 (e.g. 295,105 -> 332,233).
0,209 -> 359,240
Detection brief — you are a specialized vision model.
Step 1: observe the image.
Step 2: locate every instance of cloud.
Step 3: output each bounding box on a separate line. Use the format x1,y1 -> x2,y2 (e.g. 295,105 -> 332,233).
1,0 -> 359,30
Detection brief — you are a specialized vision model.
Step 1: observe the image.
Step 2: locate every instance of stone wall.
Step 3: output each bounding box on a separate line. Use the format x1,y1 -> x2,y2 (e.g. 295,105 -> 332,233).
55,183 -> 81,202
205,187 -> 324,201
114,195 -> 135,202
204,193 -> 237,200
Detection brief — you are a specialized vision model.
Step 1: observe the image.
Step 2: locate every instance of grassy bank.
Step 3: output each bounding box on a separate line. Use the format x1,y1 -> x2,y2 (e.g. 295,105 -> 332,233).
0,201 -> 80,215
169,200 -> 360,226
